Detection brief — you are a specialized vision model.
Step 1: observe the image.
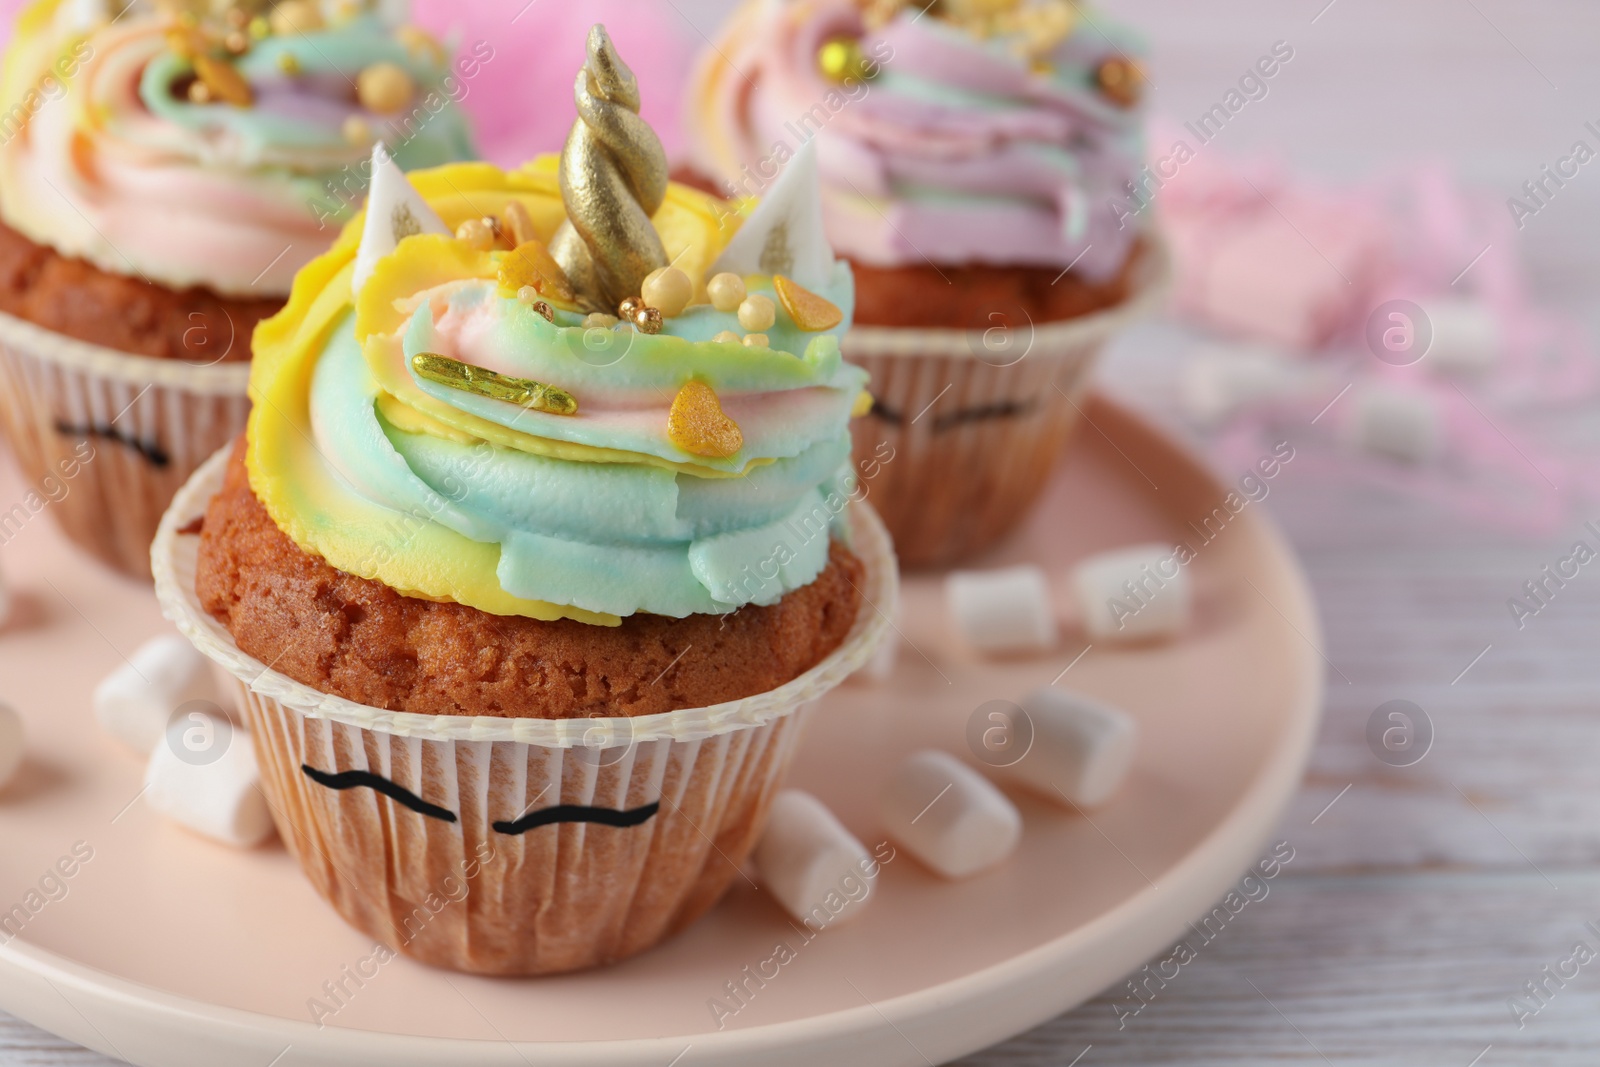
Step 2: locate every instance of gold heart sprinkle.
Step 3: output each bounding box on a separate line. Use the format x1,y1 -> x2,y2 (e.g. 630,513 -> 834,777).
668,381 -> 743,458
194,55 -> 253,107
774,275 -> 843,332
411,352 -> 578,416
499,239 -> 575,304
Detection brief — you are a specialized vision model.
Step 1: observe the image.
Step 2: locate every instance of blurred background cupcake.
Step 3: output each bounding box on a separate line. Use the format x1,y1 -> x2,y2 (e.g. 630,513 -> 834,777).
154,27 -> 893,975
0,0 -> 477,577
686,0 -> 1169,566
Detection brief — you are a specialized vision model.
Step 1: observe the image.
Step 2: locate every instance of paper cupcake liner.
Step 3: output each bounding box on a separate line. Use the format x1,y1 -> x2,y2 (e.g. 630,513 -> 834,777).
153,446 -> 898,975
844,242 -> 1171,568
0,309 -> 251,579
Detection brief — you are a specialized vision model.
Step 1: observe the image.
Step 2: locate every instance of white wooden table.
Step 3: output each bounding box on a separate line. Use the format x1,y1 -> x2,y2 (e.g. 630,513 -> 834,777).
8,0 -> 1600,1062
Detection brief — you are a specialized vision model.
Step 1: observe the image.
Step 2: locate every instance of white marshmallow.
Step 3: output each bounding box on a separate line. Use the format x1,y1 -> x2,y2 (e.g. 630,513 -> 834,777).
0,703 -> 23,791
94,635 -> 222,756
1072,543 -> 1190,642
144,712 -> 275,848
351,142 -> 450,298
1001,687 -> 1138,808
1348,383 -> 1442,464
946,566 -> 1058,655
753,791 -> 876,926
1181,345 -> 1306,427
1423,297 -> 1499,375
881,750 -> 1021,879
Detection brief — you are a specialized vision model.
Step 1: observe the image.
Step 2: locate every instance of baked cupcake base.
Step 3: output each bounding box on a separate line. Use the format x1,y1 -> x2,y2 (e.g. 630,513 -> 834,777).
847,240 -> 1170,568
155,444 -> 897,976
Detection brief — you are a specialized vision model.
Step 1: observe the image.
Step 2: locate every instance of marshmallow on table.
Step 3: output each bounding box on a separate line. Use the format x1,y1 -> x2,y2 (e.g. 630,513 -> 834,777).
754,790 -> 876,926
144,710 -> 274,848
94,635 -> 222,755
1072,543 -> 1191,643
881,750 -> 1021,879
1001,687 -> 1138,809
0,703 -> 23,791
1348,384 -> 1441,464
1423,297 -> 1500,375
1181,345 -> 1305,427
946,566 -> 1058,655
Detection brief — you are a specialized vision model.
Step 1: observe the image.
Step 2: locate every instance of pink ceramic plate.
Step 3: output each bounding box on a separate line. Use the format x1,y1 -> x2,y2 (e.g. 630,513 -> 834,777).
0,396 -> 1322,1067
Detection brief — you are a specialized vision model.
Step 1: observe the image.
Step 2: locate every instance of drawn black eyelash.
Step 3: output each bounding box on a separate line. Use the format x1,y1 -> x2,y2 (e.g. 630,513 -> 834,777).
492,802 -> 661,836
300,765 -> 458,823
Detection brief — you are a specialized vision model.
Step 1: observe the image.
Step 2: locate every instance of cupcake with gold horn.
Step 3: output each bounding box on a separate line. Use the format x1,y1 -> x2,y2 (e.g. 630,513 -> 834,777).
685,0 -> 1170,566
0,0 -> 479,577
152,25 -> 894,976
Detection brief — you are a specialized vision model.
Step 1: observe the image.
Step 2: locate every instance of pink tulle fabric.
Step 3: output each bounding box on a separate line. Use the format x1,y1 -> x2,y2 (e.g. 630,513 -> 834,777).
410,0 -> 699,165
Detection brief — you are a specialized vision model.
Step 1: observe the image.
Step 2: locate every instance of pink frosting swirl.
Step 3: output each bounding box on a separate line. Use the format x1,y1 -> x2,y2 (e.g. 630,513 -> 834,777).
687,0 -> 1148,280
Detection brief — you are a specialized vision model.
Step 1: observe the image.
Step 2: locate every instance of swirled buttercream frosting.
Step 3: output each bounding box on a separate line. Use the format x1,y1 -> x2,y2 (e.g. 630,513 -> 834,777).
248,156 -> 870,625
0,0 -> 478,296
687,0 -> 1148,280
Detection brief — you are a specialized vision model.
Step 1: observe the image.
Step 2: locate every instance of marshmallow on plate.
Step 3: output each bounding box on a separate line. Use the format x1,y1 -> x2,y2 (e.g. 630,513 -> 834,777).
1072,544 -> 1191,642
946,566 -> 1057,655
144,710 -> 274,848
1000,687 -> 1138,808
881,750 -> 1021,879
94,635 -> 223,755
0,703 -> 23,791
754,790 -> 876,926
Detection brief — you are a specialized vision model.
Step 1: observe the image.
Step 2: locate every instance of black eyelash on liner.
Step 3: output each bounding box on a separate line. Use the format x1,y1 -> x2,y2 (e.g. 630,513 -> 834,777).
493,801 -> 661,836
300,765 -> 459,824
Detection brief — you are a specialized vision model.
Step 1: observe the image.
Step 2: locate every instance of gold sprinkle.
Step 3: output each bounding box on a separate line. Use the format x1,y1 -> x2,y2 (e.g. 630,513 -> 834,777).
743,333 -> 770,348
224,30 -> 250,55
668,381 -> 743,458
516,288 -> 556,322
501,200 -> 537,247
455,218 -> 495,252
712,330 -> 742,345
395,25 -> 447,66
342,115 -> 372,145
817,36 -> 880,84
617,296 -> 643,321
499,239 -> 576,304
186,78 -> 212,104
194,54 -> 253,107
166,26 -> 207,60
773,275 -> 844,332
411,352 -> 578,416
358,61 -> 416,115
277,51 -> 303,76
1095,57 -> 1143,109
633,306 -> 664,334
852,390 -> 874,418
270,0 -> 324,36
248,15 -> 271,40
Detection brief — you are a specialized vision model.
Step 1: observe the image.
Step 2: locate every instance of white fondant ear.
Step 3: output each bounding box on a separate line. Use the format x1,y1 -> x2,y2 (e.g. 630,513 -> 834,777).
710,139 -> 835,291
351,142 -> 449,299
63,0 -> 110,31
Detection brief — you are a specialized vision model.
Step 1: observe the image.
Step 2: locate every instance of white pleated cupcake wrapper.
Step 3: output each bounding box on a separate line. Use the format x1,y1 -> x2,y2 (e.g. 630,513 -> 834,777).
841,242 -> 1172,566
153,444 -> 895,973
0,309 -> 250,578
243,682 -> 811,974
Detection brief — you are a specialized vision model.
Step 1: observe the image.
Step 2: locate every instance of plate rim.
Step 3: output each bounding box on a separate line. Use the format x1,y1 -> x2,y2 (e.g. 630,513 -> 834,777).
0,395 -> 1325,1067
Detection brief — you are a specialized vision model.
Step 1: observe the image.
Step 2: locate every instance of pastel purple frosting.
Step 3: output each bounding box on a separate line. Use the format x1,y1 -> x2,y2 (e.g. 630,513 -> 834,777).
688,0 -> 1148,280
